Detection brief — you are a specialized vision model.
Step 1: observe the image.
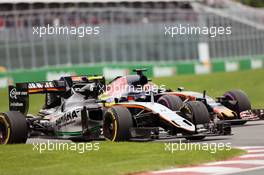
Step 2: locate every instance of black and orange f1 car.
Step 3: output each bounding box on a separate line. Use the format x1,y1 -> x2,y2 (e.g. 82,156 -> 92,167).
100,69 -> 264,125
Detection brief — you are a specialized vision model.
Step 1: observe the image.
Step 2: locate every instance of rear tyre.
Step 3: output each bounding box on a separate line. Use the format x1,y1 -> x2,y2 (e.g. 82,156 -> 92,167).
103,106 -> 133,141
181,101 -> 210,141
0,111 -> 28,144
224,89 -> 251,118
157,95 -> 183,111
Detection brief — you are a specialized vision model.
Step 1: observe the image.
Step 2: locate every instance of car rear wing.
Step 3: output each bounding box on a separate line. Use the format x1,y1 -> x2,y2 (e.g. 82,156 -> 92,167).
8,81 -> 66,115
8,75 -> 105,115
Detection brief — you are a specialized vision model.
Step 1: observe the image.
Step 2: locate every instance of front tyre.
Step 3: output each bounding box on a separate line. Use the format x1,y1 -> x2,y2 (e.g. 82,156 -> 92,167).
103,106 -> 133,141
0,111 -> 28,144
181,101 -> 210,141
224,89 -> 251,118
157,95 -> 183,111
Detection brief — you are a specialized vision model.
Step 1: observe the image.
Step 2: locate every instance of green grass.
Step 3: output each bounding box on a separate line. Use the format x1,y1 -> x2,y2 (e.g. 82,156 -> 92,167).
0,142 -> 244,175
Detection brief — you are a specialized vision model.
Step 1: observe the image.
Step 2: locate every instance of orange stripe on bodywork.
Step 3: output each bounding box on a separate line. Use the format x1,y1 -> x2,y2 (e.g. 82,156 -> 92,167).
167,92 -> 196,101
28,88 -> 65,93
114,104 -> 148,110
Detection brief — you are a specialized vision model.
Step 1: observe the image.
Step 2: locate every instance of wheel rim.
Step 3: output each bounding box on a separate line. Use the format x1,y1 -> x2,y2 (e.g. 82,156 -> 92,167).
0,122 -> 7,144
103,113 -> 116,140
181,105 -> 194,123
185,112 -> 194,123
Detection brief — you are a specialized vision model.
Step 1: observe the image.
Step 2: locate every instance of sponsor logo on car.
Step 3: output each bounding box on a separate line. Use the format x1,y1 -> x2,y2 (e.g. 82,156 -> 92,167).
9,88 -> 28,99
10,102 -> 24,107
56,110 -> 80,126
28,82 -> 55,89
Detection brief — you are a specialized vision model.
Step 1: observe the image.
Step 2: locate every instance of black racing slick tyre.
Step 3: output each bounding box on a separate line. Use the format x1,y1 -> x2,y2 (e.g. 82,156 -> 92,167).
0,111 -> 28,144
224,89 -> 251,118
103,106 -> 133,141
157,95 -> 183,111
181,101 -> 210,141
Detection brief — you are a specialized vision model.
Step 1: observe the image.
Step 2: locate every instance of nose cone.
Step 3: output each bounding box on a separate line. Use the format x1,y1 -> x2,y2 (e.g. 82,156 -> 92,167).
171,118 -> 196,132
122,102 -> 197,133
151,103 -> 196,132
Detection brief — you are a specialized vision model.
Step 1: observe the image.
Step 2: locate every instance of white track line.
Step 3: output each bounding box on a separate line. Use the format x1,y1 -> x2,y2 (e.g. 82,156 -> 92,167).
154,167 -> 241,174
240,154 -> 264,158
207,160 -> 264,165
237,146 -> 264,149
150,147 -> 264,175
247,149 -> 264,153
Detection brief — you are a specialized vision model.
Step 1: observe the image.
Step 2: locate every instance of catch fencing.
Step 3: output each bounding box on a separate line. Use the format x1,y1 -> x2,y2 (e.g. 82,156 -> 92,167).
0,6 -> 264,70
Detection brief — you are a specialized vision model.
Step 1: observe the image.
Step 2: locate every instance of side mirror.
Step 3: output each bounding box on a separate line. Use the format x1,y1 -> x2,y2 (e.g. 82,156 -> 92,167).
177,87 -> 184,92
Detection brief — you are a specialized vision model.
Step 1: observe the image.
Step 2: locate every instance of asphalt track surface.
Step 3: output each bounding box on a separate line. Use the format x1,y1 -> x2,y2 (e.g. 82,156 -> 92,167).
160,120 -> 264,147
230,168 -> 264,175
27,120 -> 264,175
